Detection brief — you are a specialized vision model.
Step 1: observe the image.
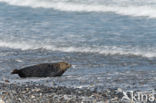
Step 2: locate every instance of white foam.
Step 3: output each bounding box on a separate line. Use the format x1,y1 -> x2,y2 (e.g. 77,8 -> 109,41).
0,41 -> 155,58
0,0 -> 156,18
15,59 -> 23,62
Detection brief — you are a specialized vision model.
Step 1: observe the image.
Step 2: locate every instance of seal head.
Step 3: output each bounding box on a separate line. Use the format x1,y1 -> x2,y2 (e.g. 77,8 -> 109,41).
59,62 -> 71,71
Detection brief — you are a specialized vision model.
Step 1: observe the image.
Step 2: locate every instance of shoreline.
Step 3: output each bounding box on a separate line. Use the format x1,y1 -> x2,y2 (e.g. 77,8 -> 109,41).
0,82 -> 155,103
0,82 -> 125,103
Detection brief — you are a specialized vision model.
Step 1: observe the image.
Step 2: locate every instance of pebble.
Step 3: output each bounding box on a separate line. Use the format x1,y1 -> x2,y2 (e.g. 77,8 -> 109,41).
31,95 -> 35,99
63,95 -> 69,100
0,82 -> 147,103
116,88 -> 123,93
0,99 -> 5,103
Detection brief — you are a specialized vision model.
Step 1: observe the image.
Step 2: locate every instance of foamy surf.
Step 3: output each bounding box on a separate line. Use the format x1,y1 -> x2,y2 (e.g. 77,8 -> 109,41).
0,0 -> 156,18
0,41 -> 155,58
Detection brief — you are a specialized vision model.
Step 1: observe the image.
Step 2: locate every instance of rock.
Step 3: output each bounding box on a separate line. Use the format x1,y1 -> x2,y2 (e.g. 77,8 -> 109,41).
31,95 -> 35,99
0,98 -> 5,103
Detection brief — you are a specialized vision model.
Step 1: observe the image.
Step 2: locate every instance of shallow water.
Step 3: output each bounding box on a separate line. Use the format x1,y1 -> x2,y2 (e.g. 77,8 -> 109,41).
0,0 -> 156,91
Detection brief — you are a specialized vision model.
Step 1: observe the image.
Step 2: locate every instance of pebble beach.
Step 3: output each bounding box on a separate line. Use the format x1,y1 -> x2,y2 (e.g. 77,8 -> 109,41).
0,82 -> 126,103
0,81 -> 156,103
0,0 -> 156,103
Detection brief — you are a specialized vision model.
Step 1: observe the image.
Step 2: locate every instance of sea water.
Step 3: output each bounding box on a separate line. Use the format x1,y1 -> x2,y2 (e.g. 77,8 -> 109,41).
0,0 -> 156,91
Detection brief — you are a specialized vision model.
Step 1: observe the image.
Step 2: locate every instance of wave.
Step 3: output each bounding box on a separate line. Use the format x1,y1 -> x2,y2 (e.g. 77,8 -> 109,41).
0,0 -> 156,18
0,41 -> 155,58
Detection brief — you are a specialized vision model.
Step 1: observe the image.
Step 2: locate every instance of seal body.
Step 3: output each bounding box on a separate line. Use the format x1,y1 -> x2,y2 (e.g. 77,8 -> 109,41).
11,62 -> 71,78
